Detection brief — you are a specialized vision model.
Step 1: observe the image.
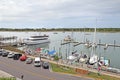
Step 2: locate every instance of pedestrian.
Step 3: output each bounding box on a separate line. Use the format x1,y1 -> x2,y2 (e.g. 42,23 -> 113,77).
21,75 -> 24,80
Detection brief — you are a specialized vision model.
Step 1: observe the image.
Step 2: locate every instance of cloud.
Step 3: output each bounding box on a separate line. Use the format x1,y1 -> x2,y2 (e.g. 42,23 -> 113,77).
0,0 -> 120,28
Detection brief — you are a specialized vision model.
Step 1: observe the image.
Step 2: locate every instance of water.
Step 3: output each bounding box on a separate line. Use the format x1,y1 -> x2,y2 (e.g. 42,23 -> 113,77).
0,31 -> 120,69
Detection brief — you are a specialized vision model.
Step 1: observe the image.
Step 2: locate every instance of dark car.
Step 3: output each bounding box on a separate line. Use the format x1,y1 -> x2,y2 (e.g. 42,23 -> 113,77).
42,62 -> 49,69
13,53 -> 22,60
2,51 -> 9,57
0,50 -> 3,56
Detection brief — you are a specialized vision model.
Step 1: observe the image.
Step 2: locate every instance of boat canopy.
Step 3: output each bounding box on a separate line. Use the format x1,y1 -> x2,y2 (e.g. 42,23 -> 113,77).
48,50 -> 56,55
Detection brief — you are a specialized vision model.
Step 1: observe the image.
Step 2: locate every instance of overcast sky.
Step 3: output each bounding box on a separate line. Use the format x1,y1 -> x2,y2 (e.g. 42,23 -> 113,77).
0,0 -> 120,28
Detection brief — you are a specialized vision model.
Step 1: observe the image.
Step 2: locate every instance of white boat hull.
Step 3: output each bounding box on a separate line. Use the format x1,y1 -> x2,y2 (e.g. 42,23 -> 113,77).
89,55 -> 98,65
25,39 -> 50,45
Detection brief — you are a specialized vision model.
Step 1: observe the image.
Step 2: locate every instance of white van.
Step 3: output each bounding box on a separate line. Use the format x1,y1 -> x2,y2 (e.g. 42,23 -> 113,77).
34,57 -> 41,67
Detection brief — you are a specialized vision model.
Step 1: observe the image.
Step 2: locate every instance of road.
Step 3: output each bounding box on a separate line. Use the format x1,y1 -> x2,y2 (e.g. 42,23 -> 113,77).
0,56 -> 92,80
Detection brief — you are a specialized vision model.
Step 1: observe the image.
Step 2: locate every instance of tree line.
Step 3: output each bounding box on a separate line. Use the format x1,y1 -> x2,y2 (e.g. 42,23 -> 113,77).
0,28 -> 120,32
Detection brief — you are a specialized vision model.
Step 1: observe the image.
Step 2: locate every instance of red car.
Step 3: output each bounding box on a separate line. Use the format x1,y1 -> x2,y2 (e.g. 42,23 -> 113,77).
20,55 -> 27,61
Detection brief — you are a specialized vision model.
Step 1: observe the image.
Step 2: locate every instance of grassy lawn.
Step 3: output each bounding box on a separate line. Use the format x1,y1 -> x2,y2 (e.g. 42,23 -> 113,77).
0,46 -> 24,53
0,77 -> 16,80
50,63 -> 120,80
87,72 -> 120,80
50,63 -> 76,74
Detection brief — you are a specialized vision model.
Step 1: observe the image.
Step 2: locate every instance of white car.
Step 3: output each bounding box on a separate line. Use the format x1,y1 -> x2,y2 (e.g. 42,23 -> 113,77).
34,57 -> 41,67
7,52 -> 14,58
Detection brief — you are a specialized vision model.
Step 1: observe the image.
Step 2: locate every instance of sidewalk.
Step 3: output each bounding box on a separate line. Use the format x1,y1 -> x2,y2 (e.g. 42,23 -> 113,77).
0,70 -> 21,80
0,70 -> 13,77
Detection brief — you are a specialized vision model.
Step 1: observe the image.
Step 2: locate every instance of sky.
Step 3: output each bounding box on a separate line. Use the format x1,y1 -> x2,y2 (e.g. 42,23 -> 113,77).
0,0 -> 120,28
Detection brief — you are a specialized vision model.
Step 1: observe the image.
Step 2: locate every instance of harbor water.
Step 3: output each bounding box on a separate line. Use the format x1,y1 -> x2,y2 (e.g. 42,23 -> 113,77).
0,31 -> 120,69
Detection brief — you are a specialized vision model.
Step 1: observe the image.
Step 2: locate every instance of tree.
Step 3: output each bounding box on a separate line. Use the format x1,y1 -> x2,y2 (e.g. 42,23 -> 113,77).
54,55 -> 59,66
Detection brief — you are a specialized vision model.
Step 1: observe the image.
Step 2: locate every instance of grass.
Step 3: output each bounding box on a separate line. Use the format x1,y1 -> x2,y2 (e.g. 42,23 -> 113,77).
87,72 -> 120,80
0,77 -> 16,80
50,63 -> 76,74
0,46 -> 24,53
50,63 -> 120,80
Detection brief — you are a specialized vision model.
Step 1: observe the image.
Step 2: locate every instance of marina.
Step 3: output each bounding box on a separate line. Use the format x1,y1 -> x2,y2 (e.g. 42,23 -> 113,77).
0,31 -> 120,70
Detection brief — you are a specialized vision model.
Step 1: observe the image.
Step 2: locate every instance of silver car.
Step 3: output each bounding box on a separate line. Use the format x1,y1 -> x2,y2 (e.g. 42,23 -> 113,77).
26,58 -> 33,64
7,52 -> 14,58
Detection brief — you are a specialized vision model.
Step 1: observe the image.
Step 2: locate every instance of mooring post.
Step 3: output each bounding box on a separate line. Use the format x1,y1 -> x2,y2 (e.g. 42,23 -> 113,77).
114,40 -> 116,47
99,39 -> 101,48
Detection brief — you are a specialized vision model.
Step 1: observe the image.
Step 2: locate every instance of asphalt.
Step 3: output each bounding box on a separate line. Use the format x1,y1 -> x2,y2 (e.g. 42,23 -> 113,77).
0,56 -> 92,80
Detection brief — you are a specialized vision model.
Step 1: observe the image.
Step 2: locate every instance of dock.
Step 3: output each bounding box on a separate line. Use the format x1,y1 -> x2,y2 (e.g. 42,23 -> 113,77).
61,41 -> 120,48
97,43 -> 120,47
0,36 -> 25,47
0,36 -> 17,41
61,41 -> 79,45
73,42 -> 85,47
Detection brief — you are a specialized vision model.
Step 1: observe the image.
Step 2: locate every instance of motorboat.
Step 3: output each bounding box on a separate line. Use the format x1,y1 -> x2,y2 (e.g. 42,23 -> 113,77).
24,34 -> 50,45
64,35 -> 73,41
67,55 -> 76,61
89,54 -> 98,65
67,52 -> 80,61
79,54 -> 87,63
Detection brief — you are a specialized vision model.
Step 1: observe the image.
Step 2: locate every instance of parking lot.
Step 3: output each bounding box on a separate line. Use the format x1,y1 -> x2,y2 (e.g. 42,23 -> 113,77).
0,49 -> 92,80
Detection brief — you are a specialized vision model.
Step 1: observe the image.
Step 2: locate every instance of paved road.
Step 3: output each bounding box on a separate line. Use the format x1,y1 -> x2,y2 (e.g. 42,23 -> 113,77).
0,56 -> 92,80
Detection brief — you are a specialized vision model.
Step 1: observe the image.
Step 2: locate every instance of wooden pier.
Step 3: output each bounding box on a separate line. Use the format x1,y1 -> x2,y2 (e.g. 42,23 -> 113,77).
0,36 -> 17,41
61,41 -> 120,48
61,41 -> 79,45
73,42 -> 85,47
0,36 -> 25,47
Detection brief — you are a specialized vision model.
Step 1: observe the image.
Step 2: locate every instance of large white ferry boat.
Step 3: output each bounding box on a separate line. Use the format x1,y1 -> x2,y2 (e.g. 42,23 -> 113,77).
25,34 -> 50,45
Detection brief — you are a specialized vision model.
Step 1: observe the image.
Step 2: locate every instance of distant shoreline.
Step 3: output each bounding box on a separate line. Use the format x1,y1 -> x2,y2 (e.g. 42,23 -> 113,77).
0,28 -> 120,32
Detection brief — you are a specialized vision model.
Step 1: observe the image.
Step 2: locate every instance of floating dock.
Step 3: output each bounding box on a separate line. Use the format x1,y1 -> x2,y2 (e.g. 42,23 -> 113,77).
61,41 -> 120,48
0,36 -> 17,41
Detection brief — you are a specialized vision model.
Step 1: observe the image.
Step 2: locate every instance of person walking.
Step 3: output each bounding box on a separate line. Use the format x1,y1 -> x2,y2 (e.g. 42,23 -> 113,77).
21,75 -> 24,80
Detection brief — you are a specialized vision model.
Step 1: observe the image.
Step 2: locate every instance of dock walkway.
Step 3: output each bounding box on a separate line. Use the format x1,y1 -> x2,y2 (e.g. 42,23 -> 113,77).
61,41 -> 120,47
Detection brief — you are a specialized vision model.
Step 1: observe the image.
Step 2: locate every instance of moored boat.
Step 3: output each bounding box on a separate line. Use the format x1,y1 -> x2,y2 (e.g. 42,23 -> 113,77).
24,34 -> 50,45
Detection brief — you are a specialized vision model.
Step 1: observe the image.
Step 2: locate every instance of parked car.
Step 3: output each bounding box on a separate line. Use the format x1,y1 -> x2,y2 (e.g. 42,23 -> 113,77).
42,62 -> 49,69
7,52 -> 14,58
20,55 -> 27,61
0,50 -> 3,56
34,57 -> 41,67
26,57 -> 33,64
2,51 -> 9,57
13,53 -> 22,60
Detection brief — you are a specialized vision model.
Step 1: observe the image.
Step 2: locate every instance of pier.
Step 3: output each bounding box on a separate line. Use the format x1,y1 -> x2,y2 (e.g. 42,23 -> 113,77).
0,36 -> 25,47
61,41 -> 120,47
73,42 -> 85,47
97,43 -> 120,47
61,41 -> 78,45
0,36 -> 17,41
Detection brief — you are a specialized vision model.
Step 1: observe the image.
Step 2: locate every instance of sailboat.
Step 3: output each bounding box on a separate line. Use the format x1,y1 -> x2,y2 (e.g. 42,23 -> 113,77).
64,29 -> 74,42
89,27 -> 98,65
